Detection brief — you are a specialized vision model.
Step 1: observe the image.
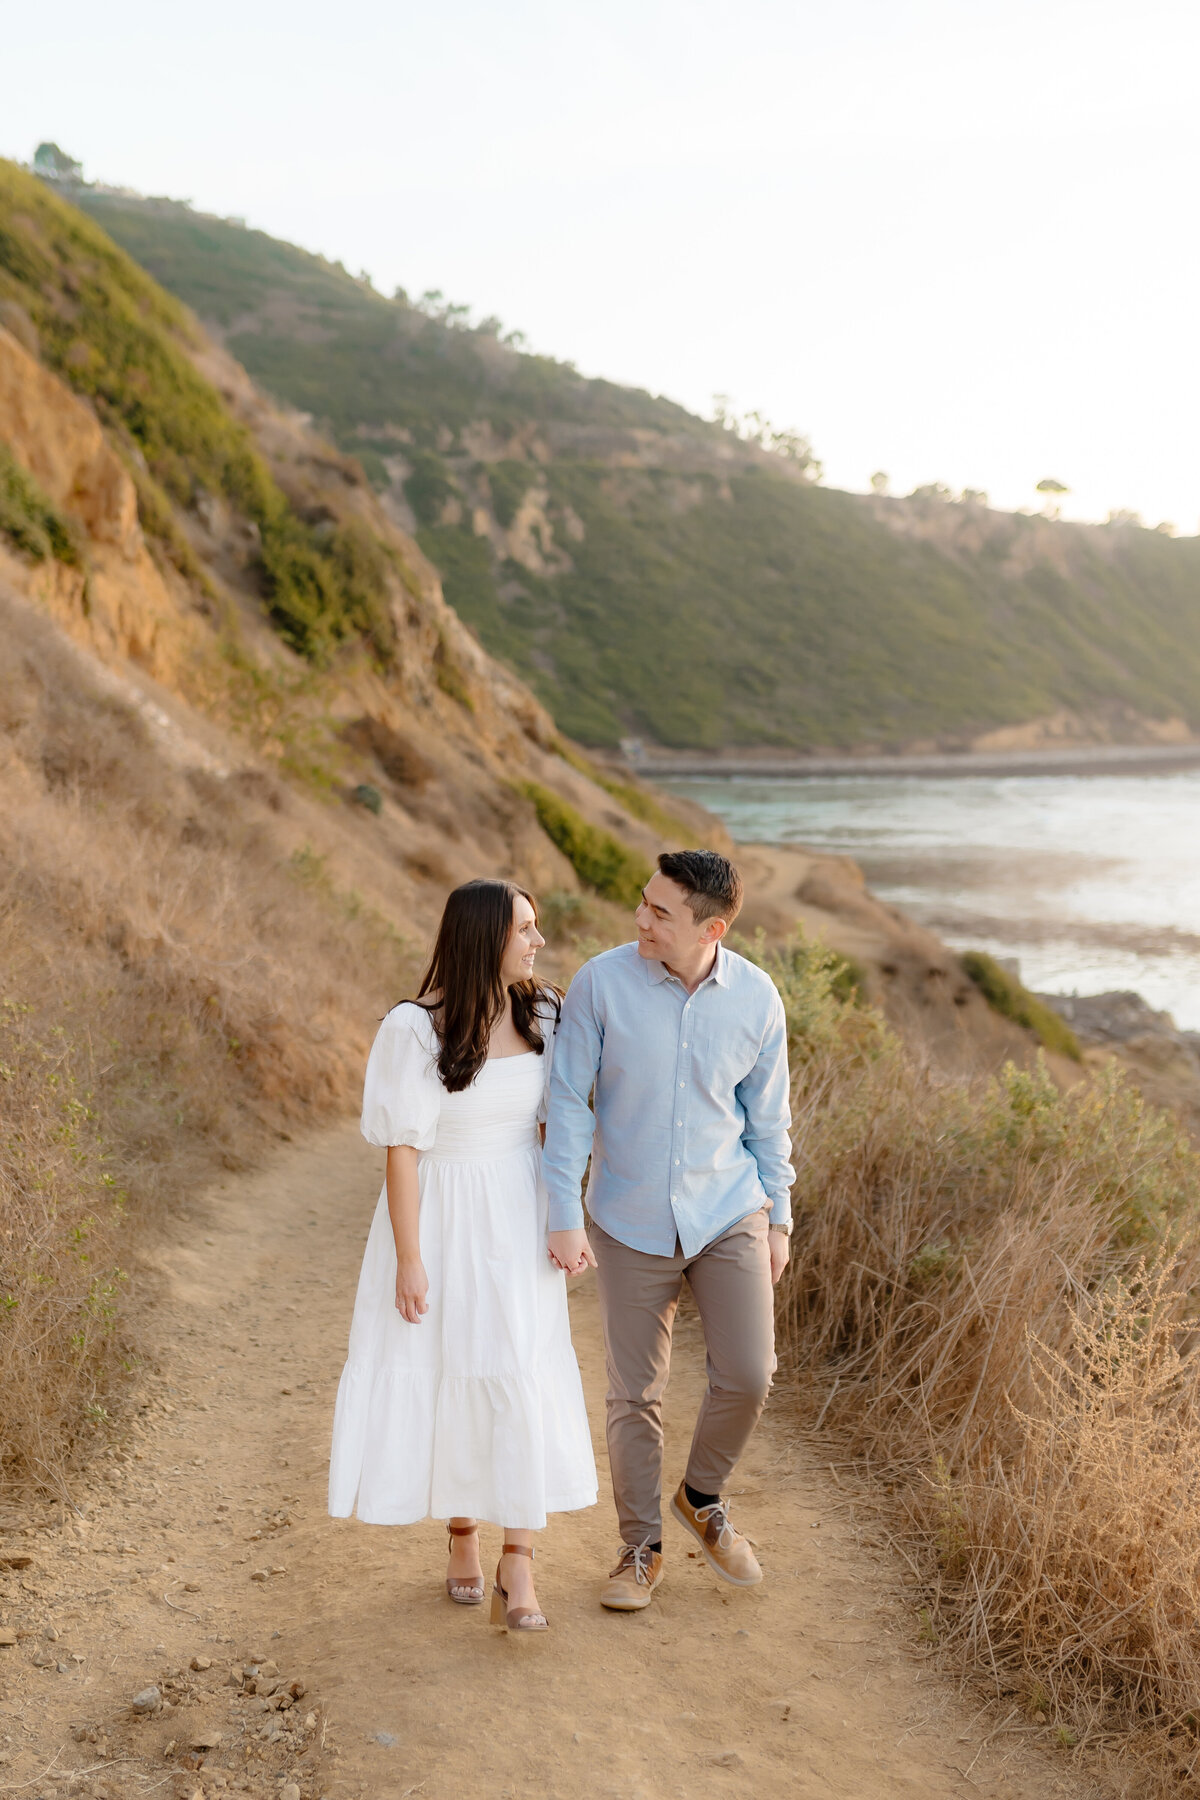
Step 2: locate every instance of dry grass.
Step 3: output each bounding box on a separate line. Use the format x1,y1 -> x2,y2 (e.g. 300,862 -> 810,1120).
759,934 -> 1200,1788
0,596 -> 417,1493
941,1263 -> 1200,1766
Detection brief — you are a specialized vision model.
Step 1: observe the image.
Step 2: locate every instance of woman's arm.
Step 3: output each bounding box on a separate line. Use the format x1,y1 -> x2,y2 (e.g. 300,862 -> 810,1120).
386,1144 -> 428,1323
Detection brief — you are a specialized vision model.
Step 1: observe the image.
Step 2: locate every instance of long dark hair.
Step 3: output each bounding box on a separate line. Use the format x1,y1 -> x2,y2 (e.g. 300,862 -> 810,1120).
411,879 -> 560,1092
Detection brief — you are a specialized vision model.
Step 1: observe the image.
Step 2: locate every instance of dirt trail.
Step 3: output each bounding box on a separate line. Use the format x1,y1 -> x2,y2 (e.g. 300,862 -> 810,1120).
0,1126 -> 1094,1800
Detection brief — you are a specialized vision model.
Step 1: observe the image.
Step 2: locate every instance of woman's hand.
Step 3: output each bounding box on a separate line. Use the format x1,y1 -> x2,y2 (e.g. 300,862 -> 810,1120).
395,1255 -> 429,1323
548,1228 -> 596,1277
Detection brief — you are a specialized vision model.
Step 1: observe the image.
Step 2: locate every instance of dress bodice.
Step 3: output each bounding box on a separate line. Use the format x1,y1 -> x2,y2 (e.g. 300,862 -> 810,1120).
360,1001 -> 557,1161
428,1052 -> 544,1162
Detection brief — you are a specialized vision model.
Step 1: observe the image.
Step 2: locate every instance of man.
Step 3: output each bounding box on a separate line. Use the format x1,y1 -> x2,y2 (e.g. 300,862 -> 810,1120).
544,849 -> 794,1610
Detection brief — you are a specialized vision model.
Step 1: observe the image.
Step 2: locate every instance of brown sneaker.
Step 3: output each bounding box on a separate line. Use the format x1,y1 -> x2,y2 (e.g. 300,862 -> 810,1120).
669,1483 -> 762,1586
599,1541 -> 664,1611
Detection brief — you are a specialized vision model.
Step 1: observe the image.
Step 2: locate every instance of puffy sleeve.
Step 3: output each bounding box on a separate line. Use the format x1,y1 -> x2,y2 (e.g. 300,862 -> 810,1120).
360,1004 -> 442,1150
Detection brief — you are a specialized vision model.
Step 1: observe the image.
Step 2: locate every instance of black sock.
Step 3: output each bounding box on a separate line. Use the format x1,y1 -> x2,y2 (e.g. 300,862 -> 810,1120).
648,1541 -> 662,1555
685,1482 -> 719,1510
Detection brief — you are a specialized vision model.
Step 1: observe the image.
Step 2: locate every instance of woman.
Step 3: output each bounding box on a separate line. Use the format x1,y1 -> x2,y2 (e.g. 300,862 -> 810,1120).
328,879 -> 597,1633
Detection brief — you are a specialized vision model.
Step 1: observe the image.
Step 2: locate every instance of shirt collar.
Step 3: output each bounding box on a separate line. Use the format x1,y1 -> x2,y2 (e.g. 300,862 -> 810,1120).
641,943 -> 729,988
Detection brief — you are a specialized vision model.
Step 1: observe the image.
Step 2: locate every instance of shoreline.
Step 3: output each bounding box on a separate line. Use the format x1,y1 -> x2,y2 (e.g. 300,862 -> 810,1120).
635,741 -> 1200,781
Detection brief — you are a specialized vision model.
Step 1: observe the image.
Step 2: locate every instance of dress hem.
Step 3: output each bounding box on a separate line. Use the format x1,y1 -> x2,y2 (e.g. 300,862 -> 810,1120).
330,1488 -> 599,1529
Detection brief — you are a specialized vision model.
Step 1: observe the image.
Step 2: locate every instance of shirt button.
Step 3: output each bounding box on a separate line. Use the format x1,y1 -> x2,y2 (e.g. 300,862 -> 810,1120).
674,1158 -> 680,1166
681,1041 -> 688,1048
679,1081 -> 685,1088
676,1119 -> 682,1126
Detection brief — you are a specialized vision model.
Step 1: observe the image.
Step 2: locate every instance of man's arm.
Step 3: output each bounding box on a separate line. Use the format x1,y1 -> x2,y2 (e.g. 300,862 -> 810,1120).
736,989 -> 795,1230
542,962 -> 604,1234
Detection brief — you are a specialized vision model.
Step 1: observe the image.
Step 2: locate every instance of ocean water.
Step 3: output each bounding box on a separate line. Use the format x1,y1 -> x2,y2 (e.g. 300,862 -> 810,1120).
660,771 -> 1200,1030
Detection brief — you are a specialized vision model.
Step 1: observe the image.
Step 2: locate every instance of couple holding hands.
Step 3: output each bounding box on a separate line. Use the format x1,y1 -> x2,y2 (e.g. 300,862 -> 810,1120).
328,850 -> 794,1632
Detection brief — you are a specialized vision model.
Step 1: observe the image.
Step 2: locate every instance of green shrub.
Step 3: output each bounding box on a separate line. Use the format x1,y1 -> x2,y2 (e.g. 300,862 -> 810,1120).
432,628 -> 474,710
487,460 -> 537,528
961,950 -> 1081,1061
404,450 -> 458,527
518,782 -> 651,907
553,740 -> 700,843
728,928 -> 877,1053
0,161 -> 396,668
353,446 -> 389,490
829,950 -> 868,1005
121,456 -> 205,584
260,514 -> 396,664
0,443 -> 81,565
416,524 -> 504,644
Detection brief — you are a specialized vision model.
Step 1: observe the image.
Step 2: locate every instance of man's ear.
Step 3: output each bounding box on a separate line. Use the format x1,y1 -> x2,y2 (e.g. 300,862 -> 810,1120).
703,917 -> 729,945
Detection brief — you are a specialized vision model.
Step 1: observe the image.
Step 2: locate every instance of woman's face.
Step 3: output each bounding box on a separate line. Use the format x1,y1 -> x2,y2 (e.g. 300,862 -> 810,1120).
500,892 -> 546,988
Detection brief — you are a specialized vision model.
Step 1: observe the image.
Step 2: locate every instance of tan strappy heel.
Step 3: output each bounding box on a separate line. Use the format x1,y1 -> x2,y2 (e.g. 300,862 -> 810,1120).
445,1523 -> 485,1606
490,1542 -> 549,1632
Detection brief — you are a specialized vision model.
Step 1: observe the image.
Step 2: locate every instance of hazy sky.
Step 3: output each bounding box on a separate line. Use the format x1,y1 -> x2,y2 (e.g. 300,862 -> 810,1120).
6,0 -> 1198,528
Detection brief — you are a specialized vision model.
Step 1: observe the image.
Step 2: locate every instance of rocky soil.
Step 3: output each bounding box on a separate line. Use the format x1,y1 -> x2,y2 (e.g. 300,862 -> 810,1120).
0,1125 -> 1096,1800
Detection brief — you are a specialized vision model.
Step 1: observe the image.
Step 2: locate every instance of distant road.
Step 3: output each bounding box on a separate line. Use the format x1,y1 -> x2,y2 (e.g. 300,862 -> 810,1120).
634,742 -> 1200,781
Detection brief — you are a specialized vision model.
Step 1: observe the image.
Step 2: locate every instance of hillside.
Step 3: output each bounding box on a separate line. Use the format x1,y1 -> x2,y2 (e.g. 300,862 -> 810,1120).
69,184 -> 1200,752
0,157 -> 709,1488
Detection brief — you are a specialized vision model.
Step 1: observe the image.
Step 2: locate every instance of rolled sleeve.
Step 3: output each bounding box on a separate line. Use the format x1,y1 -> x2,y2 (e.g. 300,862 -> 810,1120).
542,965 -> 603,1233
735,992 -> 795,1227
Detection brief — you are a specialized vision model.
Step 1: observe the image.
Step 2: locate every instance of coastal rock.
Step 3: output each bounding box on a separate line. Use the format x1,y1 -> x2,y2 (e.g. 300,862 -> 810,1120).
1040,989 -> 1200,1062
1038,989 -> 1200,1132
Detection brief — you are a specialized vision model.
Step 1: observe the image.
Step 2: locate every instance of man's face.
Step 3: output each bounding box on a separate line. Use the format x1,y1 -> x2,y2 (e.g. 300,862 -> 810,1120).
634,870 -> 723,965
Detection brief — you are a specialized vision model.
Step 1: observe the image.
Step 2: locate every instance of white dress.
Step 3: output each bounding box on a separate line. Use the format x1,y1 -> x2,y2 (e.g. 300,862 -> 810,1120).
327,1001 -> 597,1528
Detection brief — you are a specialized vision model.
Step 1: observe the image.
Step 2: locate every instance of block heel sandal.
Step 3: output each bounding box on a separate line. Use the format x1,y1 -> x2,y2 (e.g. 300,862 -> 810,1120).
445,1523 -> 485,1605
490,1542 -> 549,1632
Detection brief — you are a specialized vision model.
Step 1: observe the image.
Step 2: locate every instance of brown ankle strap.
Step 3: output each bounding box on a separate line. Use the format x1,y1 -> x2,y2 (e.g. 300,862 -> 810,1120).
447,1524 -> 478,1537
501,1542 -> 534,1558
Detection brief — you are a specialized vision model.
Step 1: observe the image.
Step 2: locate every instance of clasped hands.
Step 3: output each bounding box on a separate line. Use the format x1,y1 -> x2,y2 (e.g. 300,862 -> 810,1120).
395,1230 -> 594,1321
547,1228 -> 596,1277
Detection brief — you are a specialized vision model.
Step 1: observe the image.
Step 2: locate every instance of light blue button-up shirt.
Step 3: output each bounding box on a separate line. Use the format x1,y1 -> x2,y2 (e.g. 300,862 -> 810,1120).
543,940 -> 795,1258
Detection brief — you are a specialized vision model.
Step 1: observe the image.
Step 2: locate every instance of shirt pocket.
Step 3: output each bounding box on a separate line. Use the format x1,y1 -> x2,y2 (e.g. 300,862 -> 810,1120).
694,1015 -> 761,1085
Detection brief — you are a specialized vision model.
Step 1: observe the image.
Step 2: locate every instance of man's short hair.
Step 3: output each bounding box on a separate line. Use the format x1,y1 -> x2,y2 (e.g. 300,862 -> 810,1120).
657,850 -> 744,925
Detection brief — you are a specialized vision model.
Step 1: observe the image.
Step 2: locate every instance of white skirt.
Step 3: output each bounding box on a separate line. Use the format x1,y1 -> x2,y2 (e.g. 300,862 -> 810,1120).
328,1139 -> 598,1527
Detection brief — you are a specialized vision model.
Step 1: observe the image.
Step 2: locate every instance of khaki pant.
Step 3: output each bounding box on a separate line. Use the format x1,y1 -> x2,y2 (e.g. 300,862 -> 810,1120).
590,1211 -> 777,1544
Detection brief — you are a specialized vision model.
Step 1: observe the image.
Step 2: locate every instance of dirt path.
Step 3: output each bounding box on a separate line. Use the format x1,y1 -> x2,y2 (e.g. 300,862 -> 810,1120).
0,1126 -> 1095,1800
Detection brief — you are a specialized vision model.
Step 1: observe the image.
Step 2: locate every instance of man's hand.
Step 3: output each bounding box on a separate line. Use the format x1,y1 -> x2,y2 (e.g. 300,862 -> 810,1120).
548,1228 -> 596,1277
768,1229 -> 790,1286
395,1255 -> 429,1323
